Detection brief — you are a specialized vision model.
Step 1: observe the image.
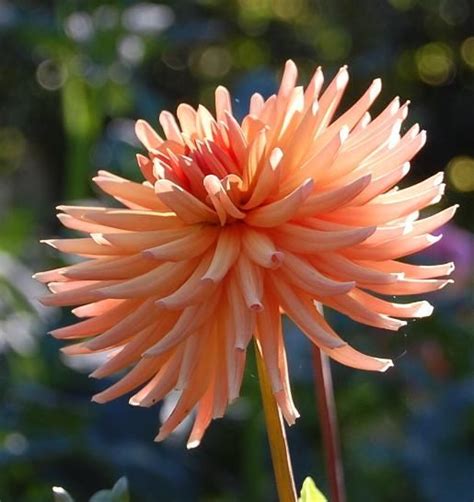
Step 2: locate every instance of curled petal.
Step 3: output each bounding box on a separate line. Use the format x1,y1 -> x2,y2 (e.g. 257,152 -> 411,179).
242,227 -> 284,269
235,253 -> 264,312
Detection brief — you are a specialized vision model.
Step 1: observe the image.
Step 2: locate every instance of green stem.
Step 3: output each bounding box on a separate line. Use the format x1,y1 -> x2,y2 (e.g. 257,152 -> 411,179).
255,340 -> 297,502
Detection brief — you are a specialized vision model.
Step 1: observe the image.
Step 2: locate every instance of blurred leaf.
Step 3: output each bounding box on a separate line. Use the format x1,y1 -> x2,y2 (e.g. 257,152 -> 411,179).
89,477 -> 130,502
299,477 -> 327,502
52,486 -> 75,502
111,477 -> 130,501
0,208 -> 34,254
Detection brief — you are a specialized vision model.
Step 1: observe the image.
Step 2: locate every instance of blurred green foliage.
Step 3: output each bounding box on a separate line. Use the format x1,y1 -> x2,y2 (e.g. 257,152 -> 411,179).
0,0 -> 472,501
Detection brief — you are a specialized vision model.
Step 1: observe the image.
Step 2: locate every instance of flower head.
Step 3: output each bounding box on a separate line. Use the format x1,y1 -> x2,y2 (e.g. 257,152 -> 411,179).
36,61 -> 455,447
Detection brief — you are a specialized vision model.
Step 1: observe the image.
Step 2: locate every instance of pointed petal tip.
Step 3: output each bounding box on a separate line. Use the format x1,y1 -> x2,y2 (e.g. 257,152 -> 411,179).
418,301 -> 434,317
215,84 -> 229,94
154,430 -> 167,443
187,440 -> 200,449
38,295 -> 55,307
40,239 -> 58,249
440,279 -> 454,289
429,233 -> 443,245
336,67 -> 349,88
88,368 -> 102,379
380,359 -> 394,372
339,125 -> 350,143
370,77 -> 382,97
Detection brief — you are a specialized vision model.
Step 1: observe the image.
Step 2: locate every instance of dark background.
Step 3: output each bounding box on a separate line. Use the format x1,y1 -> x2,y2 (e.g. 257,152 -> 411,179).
0,1 -> 473,500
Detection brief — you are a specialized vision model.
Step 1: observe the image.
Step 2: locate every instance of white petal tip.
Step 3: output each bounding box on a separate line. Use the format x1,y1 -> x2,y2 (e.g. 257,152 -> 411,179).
370,78 -> 382,99
187,440 -> 200,449
380,359 -> 394,372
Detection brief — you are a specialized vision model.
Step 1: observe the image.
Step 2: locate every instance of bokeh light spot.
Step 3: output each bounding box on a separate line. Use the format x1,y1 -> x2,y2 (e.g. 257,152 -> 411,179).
122,3 -> 174,34
64,11 -> 94,42
36,60 -> 67,91
237,0 -> 271,35
272,0 -> 305,20
194,47 -> 232,79
448,156 -> 474,192
439,0 -> 469,26
118,35 -> 145,65
4,432 -> 28,455
415,42 -> 454,86
316,27 -> 352,62
460,37 -> 474,68
234,39 -> 269,69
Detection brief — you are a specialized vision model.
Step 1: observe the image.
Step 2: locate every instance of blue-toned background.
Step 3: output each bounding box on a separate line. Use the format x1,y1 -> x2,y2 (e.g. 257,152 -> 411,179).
0,1 -> 472,500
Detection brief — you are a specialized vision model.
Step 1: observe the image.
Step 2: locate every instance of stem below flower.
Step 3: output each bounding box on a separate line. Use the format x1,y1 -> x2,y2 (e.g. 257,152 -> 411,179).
312,346 -> 346,502
255,340 -> 297,502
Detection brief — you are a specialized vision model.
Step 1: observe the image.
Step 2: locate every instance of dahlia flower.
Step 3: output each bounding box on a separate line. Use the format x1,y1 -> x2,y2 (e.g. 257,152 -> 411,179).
36,60 -> 455,447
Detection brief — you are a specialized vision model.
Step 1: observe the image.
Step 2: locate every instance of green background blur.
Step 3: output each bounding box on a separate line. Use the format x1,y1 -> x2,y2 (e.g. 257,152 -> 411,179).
0,1 -> 473,501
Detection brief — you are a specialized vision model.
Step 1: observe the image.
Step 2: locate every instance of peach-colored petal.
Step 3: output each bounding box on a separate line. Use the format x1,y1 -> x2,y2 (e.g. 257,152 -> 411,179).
85,298 -> 158,351
272,223 -> 375,253
62,255 -> 156,281
242,148 -> 283,210
156,253 -> 214,309
226,271 -> 256,350
135,119 -> 163,151
202,226 -> 240,282
280,252 -> 355,296
155,179 -> 219,224
366,259 -> 455,279
324,294 -> 407,331
295,174 -> 371,218
364,278 -> 453,295
50,299 -> 141,339
77,208 -> 183,231
130,348 -> 184,407
245,178 -> 313,227
350,289 -> 434,318
269,274 -> 344,349
344,234 -> 442,261
142,225 -> 218,261
235,253 -> 264,312
40,280 -> 116,307
144,286 -> 223,357
91,315 -> 178,378
310,254 -> 400,286
97,259 -> 195,299
93,172 -> 167,211
256,290 -> 299,424
92,358 -> 159,403
242,227 -> 283,269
